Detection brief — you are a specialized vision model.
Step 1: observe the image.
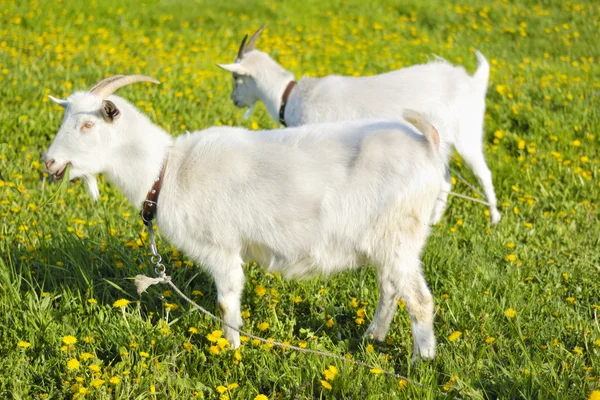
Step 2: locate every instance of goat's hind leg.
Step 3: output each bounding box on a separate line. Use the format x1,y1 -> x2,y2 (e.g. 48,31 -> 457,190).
367,252 -> 436,360
430,167 -> 452,224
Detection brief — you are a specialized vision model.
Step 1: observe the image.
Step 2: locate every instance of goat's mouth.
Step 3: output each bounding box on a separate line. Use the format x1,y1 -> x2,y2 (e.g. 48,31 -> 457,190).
53,163 -> 70,180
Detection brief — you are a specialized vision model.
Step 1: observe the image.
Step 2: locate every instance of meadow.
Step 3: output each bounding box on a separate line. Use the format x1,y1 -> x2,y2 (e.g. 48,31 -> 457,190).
1,0 -> 599,398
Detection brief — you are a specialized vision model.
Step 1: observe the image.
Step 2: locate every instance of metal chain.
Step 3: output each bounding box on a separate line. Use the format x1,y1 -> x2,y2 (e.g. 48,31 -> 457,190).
146,222 -> 166,276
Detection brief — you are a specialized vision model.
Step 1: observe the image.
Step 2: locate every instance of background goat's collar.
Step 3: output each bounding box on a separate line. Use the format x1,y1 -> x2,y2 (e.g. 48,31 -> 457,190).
141,158 -> 168,225
279,80 -> 296,126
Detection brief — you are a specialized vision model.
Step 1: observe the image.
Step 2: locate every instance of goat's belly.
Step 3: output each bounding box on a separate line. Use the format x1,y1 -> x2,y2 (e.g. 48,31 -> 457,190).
243,242 -> 360,279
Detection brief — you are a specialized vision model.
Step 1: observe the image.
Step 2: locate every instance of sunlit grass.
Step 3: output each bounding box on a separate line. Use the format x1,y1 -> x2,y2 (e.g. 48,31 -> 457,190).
1,0 -> 599,398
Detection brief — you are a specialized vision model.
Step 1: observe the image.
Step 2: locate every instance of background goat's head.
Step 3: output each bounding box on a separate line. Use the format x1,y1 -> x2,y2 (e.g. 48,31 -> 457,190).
217,25 -> 293,112
44,75 -> 159,199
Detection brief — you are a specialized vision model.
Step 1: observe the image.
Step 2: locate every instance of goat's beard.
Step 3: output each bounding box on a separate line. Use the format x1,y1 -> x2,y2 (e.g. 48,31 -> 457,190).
242,103 -> 256,120
83,174 -> 100,201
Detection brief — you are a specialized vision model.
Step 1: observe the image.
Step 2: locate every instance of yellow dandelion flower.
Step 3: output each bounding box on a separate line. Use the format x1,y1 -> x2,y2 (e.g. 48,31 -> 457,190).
326,318 -> 335,328
109,376 -> 120,385
242,310 -> 251,319
398,379 -> 408,390
88,365 -> 101,373
17,341 -> 31,349
139,351 -> 150,358
323,365 -> 338,381
208,345 -> 220,355
594,339 -> 600,347
63,335 -> 77,345
448,331 -> 462,342
217,337 -> 230,350
298,341 -> 307,348
184,342 -> 193,352
565,297 -> 576,304
573,347 -> 583,355
254,395 -> 269,400
588,390 -> 600,400
320,380 -> 332,390
258,322 -> 269,331
505,308 -> 517,318
91,379 -> 105,388
366,344 -> 374,353
572,140 -> 581,147
485,337 -> 496,344
207,330 -> 223,342
67,358 -> 80,370
228,383 -> 239,390
216,385 -> 228,394
79,352 -> 94,361
113,299 -> 130,308
370,368 -> 383,374
355,317 -> 365,325
87,298 -> 97,304
188,327 -> 199,334
255,285 -> 267,296
505,254 -> 517,261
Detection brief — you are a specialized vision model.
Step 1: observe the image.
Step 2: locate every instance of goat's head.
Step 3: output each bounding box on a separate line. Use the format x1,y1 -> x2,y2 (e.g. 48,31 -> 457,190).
217,25 -> 271,109
44,75 -> 159,199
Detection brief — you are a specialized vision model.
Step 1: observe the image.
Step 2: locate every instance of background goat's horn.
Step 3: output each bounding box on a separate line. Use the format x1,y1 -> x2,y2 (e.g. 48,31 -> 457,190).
88,75 -> 160,99
245,24 -> 267,53
236,34 -> 248,61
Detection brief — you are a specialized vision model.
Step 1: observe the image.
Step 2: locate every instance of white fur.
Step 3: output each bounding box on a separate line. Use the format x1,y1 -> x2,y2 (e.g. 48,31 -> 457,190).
45,90 -> 444,359
219,48 -> 501,224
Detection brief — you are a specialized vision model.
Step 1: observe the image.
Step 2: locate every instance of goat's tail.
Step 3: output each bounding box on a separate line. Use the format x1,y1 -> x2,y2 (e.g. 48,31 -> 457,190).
472,50 -> 490,96
402,109 -> 440,155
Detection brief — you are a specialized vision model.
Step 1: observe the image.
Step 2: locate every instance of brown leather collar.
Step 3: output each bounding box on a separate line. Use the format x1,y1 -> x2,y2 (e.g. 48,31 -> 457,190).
278,80 -> 296,126
141,158 -> 168,225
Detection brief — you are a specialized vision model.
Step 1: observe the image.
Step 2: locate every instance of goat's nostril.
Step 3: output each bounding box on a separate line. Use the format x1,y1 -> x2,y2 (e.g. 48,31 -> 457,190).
45,159 -> 55,170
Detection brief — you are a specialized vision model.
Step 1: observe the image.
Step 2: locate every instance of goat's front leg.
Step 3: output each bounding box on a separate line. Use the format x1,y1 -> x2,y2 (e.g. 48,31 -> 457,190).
210,257 -> 245,349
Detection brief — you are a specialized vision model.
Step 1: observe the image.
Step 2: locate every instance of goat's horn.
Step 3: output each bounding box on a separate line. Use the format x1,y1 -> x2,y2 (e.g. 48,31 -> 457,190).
88,75 -> 160,99
236,34 -> 248,61
245,24 -> 267,53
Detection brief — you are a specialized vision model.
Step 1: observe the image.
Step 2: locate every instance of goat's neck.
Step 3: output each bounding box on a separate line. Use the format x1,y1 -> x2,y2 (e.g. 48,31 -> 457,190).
104,107 -> 174,207
255,66 -> 295,122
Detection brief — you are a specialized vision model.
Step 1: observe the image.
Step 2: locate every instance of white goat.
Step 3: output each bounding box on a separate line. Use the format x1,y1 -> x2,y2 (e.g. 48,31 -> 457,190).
218,26 -> 501,224
44,75 -> 445,359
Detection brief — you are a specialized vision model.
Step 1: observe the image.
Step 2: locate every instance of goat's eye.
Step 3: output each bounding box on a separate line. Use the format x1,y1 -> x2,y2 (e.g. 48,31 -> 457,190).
81,121 -> 95,131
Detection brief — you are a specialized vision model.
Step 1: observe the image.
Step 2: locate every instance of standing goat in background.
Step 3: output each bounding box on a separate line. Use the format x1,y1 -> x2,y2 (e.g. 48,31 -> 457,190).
44,75 -> 446,359
218,26 -> 501,224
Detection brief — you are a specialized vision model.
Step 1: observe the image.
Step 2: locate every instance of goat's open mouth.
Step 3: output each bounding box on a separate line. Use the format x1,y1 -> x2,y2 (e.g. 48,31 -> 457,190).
54,163 -> 70,180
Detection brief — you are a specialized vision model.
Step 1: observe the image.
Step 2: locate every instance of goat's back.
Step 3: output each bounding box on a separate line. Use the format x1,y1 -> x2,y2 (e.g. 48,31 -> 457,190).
290,60 -> 486,146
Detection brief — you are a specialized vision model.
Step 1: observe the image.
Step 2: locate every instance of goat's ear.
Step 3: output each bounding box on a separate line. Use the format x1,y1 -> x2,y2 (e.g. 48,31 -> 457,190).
48,95 -> 69,108
216,63 -> 251,76
101,100 -> 121,122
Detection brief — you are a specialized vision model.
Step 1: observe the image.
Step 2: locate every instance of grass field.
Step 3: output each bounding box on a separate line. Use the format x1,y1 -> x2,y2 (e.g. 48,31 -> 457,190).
1,0 -> 599,398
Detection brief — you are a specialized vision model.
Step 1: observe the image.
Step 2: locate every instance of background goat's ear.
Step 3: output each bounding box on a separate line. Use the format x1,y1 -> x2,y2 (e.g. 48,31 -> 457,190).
102,100 -> 121,122
216,63 -> 250,76
48,95 -> 69,108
